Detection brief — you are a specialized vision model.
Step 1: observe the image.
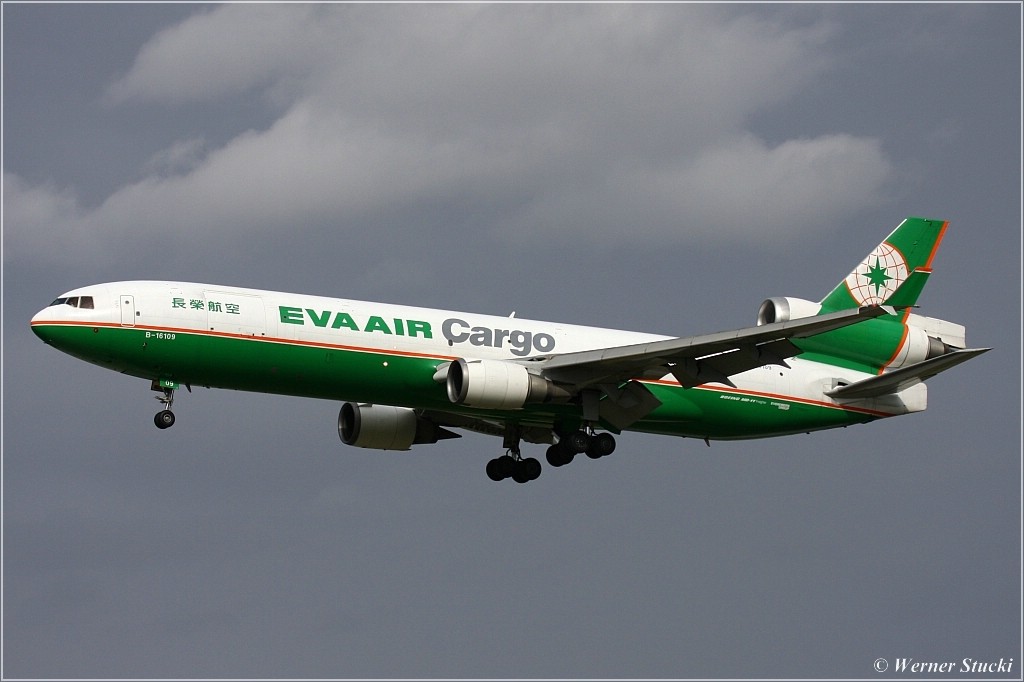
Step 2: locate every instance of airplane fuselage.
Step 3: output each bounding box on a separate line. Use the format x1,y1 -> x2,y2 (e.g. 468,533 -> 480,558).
28,219 -> 986,483
31,280 -> 913,442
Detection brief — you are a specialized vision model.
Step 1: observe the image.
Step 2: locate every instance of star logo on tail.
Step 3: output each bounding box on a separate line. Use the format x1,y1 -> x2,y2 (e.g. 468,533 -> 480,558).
863,257 -> 893,295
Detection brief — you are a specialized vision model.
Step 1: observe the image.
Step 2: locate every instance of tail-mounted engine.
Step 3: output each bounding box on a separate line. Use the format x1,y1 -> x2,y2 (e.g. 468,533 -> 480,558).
887,313 -> 964,369
756,297 -> 822,325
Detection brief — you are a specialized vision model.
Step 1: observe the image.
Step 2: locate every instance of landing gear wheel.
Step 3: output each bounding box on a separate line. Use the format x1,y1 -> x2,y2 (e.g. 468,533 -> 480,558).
511,462 -> 531,484
488,452 -> 541,483
154,410 -> 175,429
510,457 -> 542,483
586,432 -> 616,459
565,430 -> 591,454
546,443 -> 574,468
521,457 -> 542,481
486,454 -> 516,482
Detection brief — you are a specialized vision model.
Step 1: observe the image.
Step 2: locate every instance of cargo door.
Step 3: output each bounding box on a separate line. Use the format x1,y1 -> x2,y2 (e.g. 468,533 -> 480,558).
204,291 -> 266,337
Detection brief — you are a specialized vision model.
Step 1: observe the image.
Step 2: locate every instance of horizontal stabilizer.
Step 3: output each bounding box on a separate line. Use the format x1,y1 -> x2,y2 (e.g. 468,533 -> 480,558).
826,348 -> 990,399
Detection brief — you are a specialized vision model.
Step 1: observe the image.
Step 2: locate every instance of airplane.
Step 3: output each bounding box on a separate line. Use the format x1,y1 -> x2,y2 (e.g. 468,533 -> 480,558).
30,217 -> 988,483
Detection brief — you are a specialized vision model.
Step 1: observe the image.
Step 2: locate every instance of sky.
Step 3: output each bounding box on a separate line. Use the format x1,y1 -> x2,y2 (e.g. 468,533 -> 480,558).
2,3 -> 1020,679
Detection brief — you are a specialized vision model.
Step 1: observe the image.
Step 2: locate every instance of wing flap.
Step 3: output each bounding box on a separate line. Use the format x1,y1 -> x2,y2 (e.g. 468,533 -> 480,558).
670,338 -> 800,388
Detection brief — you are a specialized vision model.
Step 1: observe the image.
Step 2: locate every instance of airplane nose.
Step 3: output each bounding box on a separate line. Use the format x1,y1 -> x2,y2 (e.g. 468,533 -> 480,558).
30,308 -> 54,343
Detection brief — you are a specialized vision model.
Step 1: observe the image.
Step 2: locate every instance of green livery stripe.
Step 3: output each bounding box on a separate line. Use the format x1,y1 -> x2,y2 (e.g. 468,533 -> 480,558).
32,321 -> 890,441
32,321 -> 455,406
793,316 -> 909,374
643,379 -> 892,419
639,379 -> 890,441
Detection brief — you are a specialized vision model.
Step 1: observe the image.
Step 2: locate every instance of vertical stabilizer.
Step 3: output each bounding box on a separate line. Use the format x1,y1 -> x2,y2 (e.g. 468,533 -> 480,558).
819,217 -> 947,311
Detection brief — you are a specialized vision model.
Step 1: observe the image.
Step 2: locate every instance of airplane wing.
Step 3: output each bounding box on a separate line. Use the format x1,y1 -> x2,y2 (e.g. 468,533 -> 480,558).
525,305 -> 892,429
534,305 -> 892,388
825,347 -> 990,400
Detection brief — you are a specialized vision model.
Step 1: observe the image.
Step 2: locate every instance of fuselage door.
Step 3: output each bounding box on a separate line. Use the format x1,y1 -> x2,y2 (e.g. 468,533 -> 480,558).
120,295 -> 136,327
204,291 -> 266,337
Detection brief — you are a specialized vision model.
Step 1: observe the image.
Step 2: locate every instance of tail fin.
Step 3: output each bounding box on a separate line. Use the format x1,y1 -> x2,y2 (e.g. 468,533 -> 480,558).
819,217 -> 948,311
799,216 -> 989,380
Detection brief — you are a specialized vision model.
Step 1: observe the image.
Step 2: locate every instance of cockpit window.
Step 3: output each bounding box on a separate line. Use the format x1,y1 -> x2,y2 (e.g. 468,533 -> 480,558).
49,296 -> 94,309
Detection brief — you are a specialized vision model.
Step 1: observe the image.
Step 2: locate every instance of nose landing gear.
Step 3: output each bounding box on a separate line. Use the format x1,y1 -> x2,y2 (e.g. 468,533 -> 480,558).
151,379 -> 188,429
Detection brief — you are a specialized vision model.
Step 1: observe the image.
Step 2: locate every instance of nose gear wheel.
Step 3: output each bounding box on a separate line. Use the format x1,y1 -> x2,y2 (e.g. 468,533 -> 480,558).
154,386 -> 175,429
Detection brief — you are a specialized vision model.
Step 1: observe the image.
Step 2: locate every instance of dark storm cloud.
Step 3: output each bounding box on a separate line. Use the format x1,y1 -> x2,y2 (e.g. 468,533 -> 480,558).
6,5 -> 893,270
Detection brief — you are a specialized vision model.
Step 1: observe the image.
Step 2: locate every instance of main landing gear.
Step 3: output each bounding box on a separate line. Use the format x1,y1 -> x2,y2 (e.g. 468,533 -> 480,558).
487,426 -> 616,483
487,425 -> 542,483
486,452 -> 542,484
545,429 -> 616,468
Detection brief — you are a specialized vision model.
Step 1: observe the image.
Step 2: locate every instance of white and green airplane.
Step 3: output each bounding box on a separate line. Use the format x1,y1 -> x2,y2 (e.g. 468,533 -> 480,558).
31,217 -> 987,483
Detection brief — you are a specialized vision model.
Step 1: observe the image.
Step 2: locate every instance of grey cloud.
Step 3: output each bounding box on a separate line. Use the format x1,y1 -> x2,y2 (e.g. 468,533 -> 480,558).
142,137 -> 208,177
105,4 -> 327,105
7,6 -> 885,268
497,133 -> 893,246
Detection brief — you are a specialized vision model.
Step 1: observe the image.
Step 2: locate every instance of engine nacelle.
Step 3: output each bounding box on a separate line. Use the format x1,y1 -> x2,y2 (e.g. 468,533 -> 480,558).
338,402 -> 450,451
886,324 -> 956,369
757,297 -> 822,326
445,358 -> 569,409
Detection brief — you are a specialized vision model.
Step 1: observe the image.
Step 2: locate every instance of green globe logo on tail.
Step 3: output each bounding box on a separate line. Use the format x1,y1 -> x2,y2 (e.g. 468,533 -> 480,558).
845,243 -> 908,305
